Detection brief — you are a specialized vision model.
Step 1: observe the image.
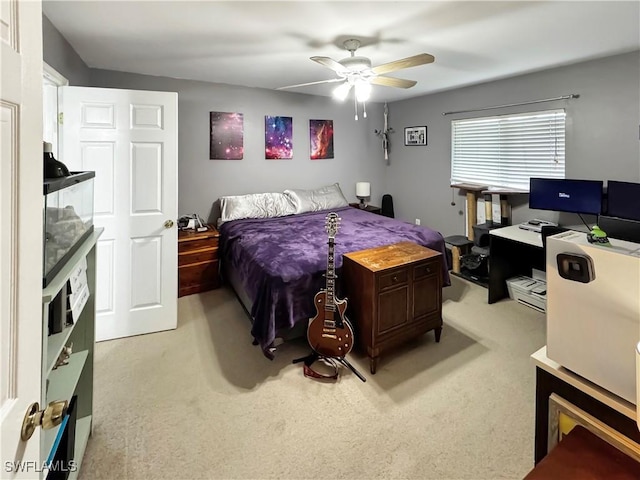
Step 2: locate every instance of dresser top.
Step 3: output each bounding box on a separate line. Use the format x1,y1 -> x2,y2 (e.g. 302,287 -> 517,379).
178,225 -> 219,242
343,241 -> 440,272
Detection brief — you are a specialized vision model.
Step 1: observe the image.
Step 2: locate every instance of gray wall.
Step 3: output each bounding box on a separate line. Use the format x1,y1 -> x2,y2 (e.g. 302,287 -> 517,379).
386,51 -> 640,236
89,69 -> 387,221
42,15 -> 91,86
43,14 -> 640,235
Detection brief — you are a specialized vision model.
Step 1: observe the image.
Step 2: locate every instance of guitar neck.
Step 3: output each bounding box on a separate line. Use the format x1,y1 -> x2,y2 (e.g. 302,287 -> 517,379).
325,238 -> 336,311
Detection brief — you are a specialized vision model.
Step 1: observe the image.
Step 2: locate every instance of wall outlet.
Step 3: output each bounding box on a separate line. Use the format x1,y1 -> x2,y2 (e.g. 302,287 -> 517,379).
415,218 -> 421,225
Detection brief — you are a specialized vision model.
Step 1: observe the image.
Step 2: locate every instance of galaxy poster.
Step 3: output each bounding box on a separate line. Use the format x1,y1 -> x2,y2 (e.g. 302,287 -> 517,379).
265,116 -> 293,159
210,112 -> 243,160
309,120 -> 334,160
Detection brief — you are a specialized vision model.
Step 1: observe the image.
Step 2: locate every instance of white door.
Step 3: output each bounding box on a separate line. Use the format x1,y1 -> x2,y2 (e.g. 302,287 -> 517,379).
60,87 -> 178,341
0,0 -> 45,477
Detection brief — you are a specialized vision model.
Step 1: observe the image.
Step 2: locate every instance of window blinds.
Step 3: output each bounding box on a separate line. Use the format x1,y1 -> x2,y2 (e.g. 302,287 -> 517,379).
451,109 -> 566,191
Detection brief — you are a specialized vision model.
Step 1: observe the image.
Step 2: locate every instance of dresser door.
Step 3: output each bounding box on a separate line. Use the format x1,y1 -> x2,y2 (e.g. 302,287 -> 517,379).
377,267 -> 410,335
412,261 -> 441,319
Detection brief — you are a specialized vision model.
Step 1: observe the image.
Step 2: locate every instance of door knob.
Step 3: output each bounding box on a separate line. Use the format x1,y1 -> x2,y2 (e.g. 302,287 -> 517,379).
164,220 -> 174,229
21,400 -> 68,441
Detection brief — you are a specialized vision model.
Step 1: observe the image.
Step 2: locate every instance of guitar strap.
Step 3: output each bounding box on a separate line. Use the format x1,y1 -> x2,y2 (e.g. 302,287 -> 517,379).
303,356 -> 339,380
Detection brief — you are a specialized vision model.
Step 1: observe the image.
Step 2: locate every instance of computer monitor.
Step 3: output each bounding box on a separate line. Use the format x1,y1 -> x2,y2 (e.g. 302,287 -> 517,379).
529,178 -> 603,215
606,180 -> 640,222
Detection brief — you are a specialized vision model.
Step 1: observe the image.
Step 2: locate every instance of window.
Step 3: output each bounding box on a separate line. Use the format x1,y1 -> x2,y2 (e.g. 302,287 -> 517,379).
451,109 -> 565,191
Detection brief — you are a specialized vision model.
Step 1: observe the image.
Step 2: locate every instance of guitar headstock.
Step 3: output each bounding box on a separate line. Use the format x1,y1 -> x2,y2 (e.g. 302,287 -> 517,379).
325,212 -> 341,239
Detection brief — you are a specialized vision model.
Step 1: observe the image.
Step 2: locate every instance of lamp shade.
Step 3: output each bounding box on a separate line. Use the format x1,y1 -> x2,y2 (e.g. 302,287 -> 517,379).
333,82 -> 352,102
355,81 -> 372,102
356,182 -> 371,198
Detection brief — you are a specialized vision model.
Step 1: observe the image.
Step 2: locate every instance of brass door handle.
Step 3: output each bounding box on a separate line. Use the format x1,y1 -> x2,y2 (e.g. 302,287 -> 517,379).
164,220 -> 174,229
21,400 -> 68,441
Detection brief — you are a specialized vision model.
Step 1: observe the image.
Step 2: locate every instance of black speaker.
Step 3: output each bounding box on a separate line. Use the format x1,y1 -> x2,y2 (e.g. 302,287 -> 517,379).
381,194 -> 394,218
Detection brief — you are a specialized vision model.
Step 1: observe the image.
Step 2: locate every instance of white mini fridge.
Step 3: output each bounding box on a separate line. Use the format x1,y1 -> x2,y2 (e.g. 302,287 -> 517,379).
546,231 -> 640,404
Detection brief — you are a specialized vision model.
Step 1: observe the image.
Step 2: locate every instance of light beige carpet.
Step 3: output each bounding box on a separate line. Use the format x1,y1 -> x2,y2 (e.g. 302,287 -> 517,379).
80,276 -> 545,480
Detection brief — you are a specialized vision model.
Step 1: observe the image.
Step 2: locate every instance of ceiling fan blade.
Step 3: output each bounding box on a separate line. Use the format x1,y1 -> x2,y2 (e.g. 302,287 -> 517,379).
371,53 -> 435,75
276,78 -> 344,90
310,56 -> 349,74
370,76 -> 417,89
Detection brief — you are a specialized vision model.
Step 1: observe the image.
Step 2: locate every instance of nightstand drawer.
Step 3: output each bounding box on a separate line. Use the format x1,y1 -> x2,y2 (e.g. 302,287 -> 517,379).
178,260 -> 219,288
178,237 -> 218,253
379,268 -> 408,291
414,261 -> 438,279
178,248 -> 218,266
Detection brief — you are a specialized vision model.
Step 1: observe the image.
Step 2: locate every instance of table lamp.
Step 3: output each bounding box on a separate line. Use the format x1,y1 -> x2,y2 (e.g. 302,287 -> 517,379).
356,182 -> 371,208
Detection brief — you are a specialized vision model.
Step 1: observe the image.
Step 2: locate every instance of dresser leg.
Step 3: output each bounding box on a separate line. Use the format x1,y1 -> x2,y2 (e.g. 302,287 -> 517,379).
369,357 -> 378,374
434,327 -> 442,342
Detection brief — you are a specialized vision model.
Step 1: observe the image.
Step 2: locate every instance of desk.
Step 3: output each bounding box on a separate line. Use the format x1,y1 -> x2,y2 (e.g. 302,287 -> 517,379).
488,225 -> 545,304
531,347 -> 640,464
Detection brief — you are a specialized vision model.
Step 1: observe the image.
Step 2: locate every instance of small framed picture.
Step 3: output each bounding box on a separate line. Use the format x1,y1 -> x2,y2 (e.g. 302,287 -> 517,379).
404,126 -> 427,146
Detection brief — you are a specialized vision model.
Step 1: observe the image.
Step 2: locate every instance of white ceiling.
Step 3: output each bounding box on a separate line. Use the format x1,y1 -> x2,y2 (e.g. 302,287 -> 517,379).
43,1 -> 640,103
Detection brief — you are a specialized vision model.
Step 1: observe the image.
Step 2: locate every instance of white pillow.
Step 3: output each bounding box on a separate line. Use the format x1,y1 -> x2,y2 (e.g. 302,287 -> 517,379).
218,192 -> 296,226
284,183 -> 349,214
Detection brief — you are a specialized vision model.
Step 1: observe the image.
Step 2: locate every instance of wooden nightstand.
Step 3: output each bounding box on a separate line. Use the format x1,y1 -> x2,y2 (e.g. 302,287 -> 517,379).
178,226 -> 220,297
348,203 -> 382,215
342,241 -> 443,374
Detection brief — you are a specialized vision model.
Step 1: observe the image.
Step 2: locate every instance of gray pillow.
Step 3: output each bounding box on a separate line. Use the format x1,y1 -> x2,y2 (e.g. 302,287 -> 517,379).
284,183 -> 349,214
218,192 -> 296,226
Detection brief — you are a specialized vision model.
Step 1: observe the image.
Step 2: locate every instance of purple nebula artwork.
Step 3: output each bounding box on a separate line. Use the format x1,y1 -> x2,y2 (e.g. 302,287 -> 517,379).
309,120 -> 334,159
265,116 -> 293,159
210,112 -> 243,160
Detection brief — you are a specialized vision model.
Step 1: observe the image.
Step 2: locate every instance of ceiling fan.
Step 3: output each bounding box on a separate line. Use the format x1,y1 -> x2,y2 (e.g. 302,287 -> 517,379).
277,39 -> 435,119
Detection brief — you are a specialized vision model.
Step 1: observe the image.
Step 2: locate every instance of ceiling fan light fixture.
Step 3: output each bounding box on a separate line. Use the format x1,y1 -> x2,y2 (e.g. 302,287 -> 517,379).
332,82 -> 352,101
277,38 -> 434,121
355,80 -> 372,102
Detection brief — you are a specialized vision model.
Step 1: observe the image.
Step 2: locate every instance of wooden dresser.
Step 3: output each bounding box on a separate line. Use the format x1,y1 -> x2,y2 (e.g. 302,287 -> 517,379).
178,226 -> 220,297
342,241 -> 443,373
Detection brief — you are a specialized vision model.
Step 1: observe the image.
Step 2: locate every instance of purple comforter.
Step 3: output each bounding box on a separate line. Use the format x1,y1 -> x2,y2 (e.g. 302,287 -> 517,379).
219,206 -> 450,357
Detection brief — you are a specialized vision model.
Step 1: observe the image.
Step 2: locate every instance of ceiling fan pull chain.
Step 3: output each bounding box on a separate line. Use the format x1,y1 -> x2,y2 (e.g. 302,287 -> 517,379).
363,101 -> 367,119
354,94 -> 359,121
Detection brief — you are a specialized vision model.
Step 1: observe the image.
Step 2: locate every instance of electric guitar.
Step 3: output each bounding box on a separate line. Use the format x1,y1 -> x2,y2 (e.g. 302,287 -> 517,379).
307,213 -> 355,357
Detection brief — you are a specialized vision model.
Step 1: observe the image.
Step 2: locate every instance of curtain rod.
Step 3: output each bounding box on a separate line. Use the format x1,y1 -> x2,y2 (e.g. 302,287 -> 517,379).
442,94 -> 579,116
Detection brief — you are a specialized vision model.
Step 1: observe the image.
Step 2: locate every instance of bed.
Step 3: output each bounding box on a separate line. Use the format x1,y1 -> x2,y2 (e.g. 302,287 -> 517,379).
219,204 -> 450,358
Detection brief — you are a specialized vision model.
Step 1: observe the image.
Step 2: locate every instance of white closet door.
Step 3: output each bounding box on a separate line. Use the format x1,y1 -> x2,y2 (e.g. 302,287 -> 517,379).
60,87 -> 178,341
